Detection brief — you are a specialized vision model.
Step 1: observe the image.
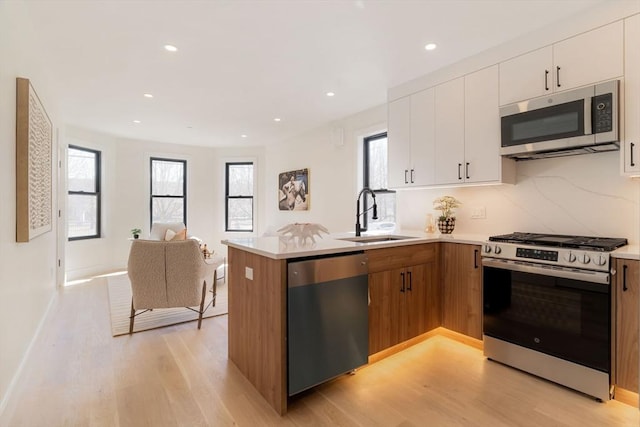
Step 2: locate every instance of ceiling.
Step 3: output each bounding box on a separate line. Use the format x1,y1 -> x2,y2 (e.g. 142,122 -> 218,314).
22,0 -> 606,148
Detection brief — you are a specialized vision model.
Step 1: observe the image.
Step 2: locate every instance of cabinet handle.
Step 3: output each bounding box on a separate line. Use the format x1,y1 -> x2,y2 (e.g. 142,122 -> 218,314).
466,162 -> 470,180
631,142 -> 636,167
556,66 -> 561,88
544,69 -> 550,91
404,170 -> 408,184
474,249 -> 479,269
400,271 -> 405,293
458,163 -> 462,180
623,264 -> 628,291
407,271 -> 412,291
410,169 -> 415,183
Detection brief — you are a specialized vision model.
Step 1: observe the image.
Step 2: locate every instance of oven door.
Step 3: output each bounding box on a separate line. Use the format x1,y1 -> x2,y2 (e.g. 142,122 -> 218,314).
482,258 -> 611,373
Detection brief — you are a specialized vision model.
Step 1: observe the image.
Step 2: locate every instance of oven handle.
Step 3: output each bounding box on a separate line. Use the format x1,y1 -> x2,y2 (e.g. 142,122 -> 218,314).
482,258 -> 610,285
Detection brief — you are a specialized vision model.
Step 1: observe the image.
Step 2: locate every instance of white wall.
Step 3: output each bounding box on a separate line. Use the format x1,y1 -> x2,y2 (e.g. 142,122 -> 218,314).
262,104 -> 387,235
0,0 -> 59,412
64,126 -> 265,280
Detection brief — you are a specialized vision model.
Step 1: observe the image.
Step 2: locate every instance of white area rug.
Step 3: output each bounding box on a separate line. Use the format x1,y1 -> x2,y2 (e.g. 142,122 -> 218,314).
107,272 -> 227,336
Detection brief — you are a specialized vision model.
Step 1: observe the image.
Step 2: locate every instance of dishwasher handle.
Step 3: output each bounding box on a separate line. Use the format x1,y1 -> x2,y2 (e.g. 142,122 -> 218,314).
288,253 -> 369,288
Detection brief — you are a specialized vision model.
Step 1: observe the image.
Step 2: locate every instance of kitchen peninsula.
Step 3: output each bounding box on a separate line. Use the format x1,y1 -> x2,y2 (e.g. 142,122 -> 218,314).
223,232 -> 640,415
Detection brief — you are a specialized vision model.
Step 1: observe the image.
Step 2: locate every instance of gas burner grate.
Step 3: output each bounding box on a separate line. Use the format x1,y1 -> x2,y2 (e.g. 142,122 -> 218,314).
489,232 -> 627,252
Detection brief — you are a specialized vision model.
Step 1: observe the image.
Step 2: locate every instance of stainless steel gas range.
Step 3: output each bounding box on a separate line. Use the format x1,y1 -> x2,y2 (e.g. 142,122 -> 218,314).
481,232 -> 627,401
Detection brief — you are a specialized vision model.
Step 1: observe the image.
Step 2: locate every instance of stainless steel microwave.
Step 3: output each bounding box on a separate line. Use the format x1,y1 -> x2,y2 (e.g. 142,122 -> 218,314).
500,80 -> 619,160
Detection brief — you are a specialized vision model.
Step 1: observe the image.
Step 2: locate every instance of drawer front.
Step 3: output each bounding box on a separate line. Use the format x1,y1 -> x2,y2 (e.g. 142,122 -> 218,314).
366,244 -> 437,273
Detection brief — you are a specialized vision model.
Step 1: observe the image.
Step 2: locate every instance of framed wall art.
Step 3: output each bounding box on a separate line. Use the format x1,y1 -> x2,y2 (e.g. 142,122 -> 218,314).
278,168 -> 309,211
16,77 -> 53,242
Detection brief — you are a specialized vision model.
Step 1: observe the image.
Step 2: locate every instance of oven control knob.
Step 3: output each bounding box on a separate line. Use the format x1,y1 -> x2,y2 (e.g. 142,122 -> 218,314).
578,253 -> 591,264
484,244 -> 492,253
594,254 -> 607,266
494,245 -> 502,254
564,252 -> 576,263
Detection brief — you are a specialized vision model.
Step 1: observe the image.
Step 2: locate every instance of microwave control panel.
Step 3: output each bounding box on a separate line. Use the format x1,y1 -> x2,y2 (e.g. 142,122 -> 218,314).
593,93 -> 613,134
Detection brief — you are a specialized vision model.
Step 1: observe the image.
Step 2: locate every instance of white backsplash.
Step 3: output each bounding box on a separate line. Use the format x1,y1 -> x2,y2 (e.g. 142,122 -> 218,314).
396,151 -> 640,244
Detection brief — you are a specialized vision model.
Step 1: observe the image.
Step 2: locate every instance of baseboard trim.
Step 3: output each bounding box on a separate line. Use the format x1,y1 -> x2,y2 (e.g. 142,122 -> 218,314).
436,327 -> 484,350
614,387 -> 639,408
367,327 -> 483,365
0,290 -> 58,418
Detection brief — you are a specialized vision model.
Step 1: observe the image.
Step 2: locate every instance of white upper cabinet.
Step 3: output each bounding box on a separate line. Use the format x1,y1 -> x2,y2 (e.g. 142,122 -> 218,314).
388,89 -> 436,188
410,88 -> 436,186
388,97 -> 411,188
500,21 -> 624,105
434,67 -> 515,186
465,65 -> 513,184
623,14 -> 640,175
434,77 -> 465,185
499,46 -> 553,106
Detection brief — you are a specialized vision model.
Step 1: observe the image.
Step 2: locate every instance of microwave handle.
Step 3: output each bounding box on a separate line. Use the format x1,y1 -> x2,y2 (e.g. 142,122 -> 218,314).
584,96 -> 592,135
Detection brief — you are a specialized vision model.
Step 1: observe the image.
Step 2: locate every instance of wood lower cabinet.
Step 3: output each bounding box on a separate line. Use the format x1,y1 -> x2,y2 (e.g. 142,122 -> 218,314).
368,244 -> 439,355
441,243 -> 482,340
615,258 -> 639,393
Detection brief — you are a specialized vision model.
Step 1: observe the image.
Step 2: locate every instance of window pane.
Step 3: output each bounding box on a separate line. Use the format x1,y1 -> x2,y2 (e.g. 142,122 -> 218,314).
227,198 -> 253,231
368,136 -> 388,190
68,194 -> 97,238
366,192 -> 396,229
228,164 -> 253,196
152,198 -> 184,223
68,148 -> 96,192
152,160 -> 184,196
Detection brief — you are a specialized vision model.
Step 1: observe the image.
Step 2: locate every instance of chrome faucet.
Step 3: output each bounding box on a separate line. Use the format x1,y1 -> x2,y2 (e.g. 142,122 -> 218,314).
355,188 -> 378,236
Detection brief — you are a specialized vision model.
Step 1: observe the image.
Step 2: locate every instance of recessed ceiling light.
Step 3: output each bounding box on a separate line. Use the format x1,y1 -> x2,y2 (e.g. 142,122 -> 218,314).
143,93 -> 153,98
274,118 -> 281,122
164,44 -> 178,52
425,43 -> 437,51
326,92 -> 335,97
133,120 -> 141,124
241,134 -> 248,138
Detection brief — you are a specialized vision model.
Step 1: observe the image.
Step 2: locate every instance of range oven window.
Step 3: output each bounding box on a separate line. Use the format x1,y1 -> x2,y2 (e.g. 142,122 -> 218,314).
483,266 -> 610,373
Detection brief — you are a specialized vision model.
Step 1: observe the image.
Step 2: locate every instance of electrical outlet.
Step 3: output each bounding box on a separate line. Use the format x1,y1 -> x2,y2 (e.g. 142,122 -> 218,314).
245,267 -> 253,280
471,206 -> 486,219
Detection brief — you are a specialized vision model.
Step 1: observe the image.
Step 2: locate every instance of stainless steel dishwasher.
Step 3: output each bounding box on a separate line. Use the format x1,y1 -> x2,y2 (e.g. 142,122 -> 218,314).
287,252 -> 369,396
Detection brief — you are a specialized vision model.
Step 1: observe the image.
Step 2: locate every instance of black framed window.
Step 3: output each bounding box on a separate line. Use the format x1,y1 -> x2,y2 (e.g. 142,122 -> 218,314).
363,132 -> 395,231
225,162 -> 254,232
150,158 -> 186,226
68,145 -> 101,240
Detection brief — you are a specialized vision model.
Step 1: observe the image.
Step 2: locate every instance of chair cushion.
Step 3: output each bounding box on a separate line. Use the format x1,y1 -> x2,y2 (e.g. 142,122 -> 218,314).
168,229 -> 187,241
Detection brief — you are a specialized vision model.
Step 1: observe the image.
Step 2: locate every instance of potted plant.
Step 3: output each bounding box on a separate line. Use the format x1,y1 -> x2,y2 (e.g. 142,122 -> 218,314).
131,228 -> 142,239
433,196 -> 461,234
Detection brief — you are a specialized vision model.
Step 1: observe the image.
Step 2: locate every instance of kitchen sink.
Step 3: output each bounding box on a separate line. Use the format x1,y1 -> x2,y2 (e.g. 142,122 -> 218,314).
338,235 -> 417,243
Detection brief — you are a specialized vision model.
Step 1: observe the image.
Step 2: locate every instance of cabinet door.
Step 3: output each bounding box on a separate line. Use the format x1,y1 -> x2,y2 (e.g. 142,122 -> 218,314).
434,77 -> 465,185
368,268 -> 404,354
404,264 -> 427,340
499,46 -> 552,105
464,65 -> 501,183
615,259 -> 639,393
553,21 -> 623,92
410,88 -> 436,186
623,14 -> 640,175
441,243 -> 482,339
388,97 -> 411,188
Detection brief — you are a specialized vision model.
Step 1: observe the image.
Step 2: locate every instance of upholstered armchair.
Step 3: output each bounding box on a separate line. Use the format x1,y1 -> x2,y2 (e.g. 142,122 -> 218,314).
127,239 -> 218,333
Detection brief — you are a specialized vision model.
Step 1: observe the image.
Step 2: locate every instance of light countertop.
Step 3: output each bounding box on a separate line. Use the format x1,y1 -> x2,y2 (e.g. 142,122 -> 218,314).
222,231 -> 640,261
222,231 -> 489,260
611,244 -> 640,260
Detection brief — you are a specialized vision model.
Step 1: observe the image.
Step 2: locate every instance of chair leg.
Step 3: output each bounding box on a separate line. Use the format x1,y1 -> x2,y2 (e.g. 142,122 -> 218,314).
129,299 -> 135,334
197,279 -> 207,329
212,270 -> 217,307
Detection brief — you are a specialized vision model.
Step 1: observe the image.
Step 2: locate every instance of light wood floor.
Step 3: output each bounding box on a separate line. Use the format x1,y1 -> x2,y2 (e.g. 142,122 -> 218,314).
2,278 -> 639,427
